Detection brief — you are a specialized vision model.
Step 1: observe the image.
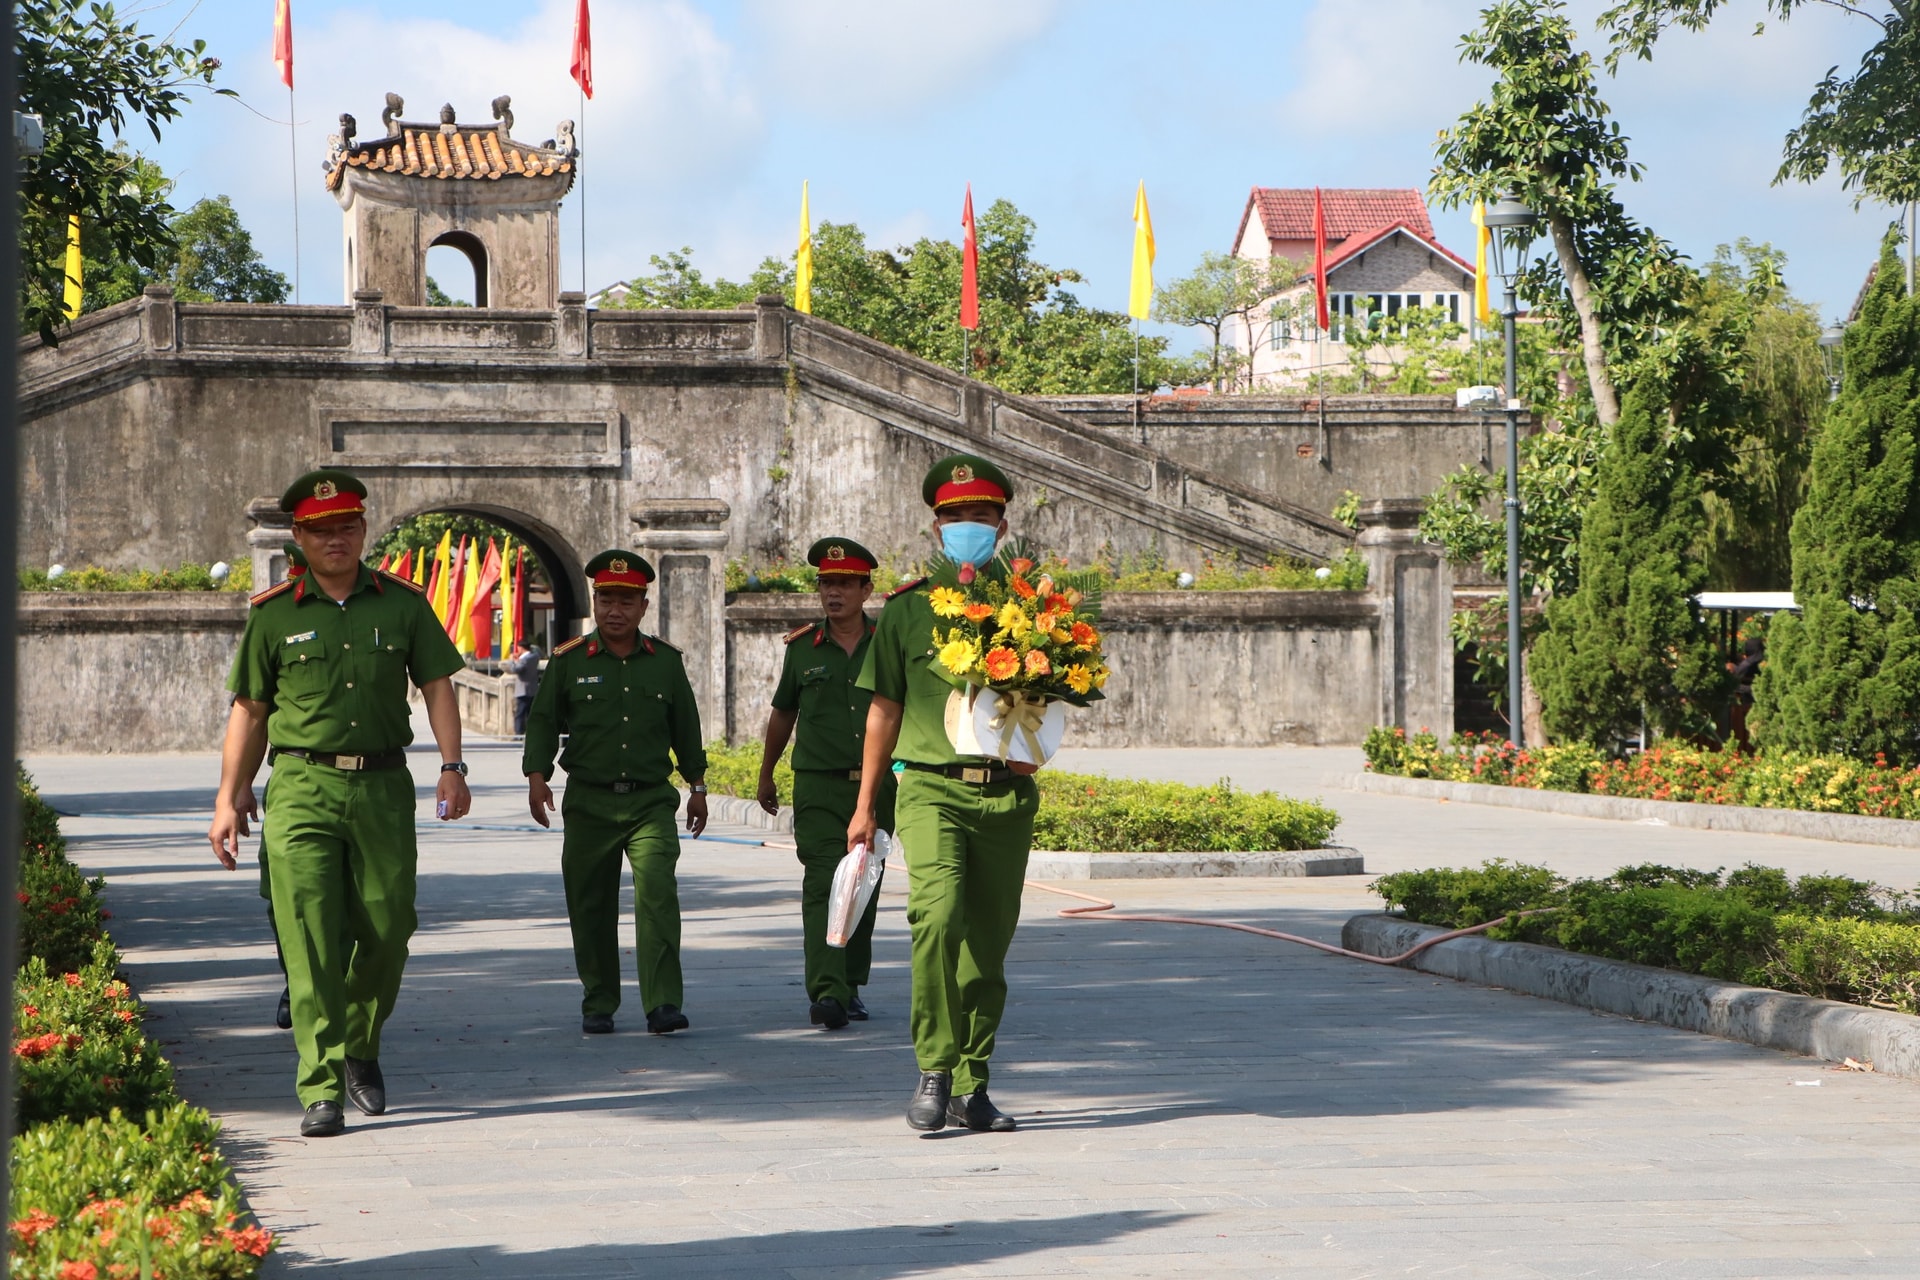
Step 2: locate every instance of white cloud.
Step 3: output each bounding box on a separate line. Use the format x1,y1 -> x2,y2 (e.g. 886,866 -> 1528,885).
742,0 -> 1068,117
1279,0 -> 1485,139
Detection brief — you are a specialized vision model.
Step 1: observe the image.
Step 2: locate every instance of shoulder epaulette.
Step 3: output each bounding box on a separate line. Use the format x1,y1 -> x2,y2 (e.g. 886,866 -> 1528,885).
250,580 -> 295,608
379,570 -> 426,595
886,576 -> 929,600
647,633 -> 683,654
552,635 -> 588,656
783,622 -> 818,644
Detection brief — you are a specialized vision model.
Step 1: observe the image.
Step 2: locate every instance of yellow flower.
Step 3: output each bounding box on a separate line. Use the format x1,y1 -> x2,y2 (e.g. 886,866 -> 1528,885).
937,637 -> 981,676
930,586 -> 969,619
1091,665 -> 1109,689
1063,664 -> 1093,695
996,601 -> 1032,639
1051,626 -> 1073,644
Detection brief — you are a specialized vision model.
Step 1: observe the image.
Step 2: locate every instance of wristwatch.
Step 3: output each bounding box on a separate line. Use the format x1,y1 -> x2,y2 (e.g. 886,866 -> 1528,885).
689,783 -> 708,794
441,761 -> 469,776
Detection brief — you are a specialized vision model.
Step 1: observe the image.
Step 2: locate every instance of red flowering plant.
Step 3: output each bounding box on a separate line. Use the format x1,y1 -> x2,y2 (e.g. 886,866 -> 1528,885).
9,1106 -> 273,1278
17,767 -> 107,973
13,938 -> 174,1128
925,539 -> 1110,706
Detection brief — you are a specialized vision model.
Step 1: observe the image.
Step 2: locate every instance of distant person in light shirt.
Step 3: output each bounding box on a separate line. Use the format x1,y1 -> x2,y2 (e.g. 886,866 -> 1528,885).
506,639 -> 543,736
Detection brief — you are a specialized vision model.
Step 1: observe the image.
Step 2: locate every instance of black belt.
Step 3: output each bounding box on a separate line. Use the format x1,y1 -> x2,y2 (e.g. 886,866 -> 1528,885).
796,768 -> 865,782
902,761 -> 1016,785
270,747 -> 407,772
580,779 -> 659,794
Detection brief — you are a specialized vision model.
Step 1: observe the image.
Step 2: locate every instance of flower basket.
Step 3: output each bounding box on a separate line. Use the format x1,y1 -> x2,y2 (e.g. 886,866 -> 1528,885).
923,541 -> 1109,768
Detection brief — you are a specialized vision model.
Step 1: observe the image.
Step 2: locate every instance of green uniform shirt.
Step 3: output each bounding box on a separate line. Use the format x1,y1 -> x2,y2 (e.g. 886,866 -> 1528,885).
521,632 -> 708,786
857,581 -> 987,767
772,620 -> 878,773
227,566 -> 464,754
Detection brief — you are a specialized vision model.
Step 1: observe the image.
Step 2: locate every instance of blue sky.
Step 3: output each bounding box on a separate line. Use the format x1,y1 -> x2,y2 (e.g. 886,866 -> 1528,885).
134,0 -> 1897,345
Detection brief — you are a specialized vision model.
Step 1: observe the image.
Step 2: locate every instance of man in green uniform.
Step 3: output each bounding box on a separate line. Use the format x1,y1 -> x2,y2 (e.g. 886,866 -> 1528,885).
209,470 -> 472,1139
263,541 -> 307,1033
523,551 -> 710,1036
850,455 -> 1038,1133
757,538 -> 896,1031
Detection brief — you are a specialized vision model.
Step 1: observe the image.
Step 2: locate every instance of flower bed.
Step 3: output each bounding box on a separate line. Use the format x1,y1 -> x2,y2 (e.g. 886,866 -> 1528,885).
10,770 -> 273,1276
703,742 -> 1341,853
1370,859 -> 1920,1013
1362,727 -> 1920,821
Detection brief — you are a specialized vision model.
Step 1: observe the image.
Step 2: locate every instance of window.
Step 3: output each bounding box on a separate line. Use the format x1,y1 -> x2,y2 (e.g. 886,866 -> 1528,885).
1326,291 -> 1466,339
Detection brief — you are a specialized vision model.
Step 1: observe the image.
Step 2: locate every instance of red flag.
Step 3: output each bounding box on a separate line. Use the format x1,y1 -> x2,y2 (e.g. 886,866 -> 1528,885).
377,552 -> 392,574
272,0 -> 294,89
395,548 -> 413,580
1313,186 -> 1330,333
509,546 -> 529,650
570,0 -> 593,99
469,539 -> 505,657
443,536 -> 468,638
959,185 -> 979,332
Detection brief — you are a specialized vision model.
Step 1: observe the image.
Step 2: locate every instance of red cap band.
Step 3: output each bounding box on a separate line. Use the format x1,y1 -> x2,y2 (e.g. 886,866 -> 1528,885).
816,546 -> 875,576
590,558 -> 651,589
931,477 -> 1008,509
291,489 -> 367,523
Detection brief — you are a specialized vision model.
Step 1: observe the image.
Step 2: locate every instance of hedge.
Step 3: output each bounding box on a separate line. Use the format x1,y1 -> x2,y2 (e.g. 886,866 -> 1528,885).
1371,860 -> 1920,1013
18,562 -> 252,593
10,769 -> 274,1275
1363,726 -> 1920,821
703,741 -> 1342,852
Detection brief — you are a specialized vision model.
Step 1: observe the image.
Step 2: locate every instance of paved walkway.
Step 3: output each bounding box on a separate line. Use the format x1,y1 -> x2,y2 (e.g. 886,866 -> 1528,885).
25,738 -> 1920,1277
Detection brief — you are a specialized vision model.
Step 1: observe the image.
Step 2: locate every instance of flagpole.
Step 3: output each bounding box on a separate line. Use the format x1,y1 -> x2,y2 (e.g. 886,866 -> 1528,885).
287,90 -> 300,303
1133,319 -> 1142,443
578,88 -> 587,297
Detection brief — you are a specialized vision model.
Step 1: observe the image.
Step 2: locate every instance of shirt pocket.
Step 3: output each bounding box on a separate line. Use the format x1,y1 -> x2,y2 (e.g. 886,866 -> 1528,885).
279,636 -> 330,704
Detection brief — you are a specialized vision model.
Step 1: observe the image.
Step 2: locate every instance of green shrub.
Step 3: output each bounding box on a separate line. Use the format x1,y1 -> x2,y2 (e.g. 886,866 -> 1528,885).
701,742 -> 1341,851
1554,882 -> 1777,982
18,769 -> 107,972
19,561 -> 252,592
9,1104 -> 273,1277
1763,915 -> 1920,1014
14,940 -> 175,1130
1030,774 -> 1339,853
1370,860 -> 1566,930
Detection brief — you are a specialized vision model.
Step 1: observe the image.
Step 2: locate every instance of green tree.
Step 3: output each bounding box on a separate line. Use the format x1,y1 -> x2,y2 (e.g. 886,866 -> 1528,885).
605,246 -> 785,310
1601,0 -> 1920,206
425,278 -> 471,307
1753,229 -> 1920,762
166,196 -> 288,302
18,0 -> 228,341
1529,383 -> 1727,744
1153,251 -> 1300,391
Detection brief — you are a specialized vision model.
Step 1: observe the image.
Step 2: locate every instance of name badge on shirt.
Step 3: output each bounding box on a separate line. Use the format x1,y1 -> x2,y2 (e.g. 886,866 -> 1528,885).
285,631 -> 317,645
577,675 -> 603,685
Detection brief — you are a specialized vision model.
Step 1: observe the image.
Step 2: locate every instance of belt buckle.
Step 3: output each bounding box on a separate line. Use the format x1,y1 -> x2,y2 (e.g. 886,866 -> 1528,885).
336,754 -> 364,771
960,767 -> 990,785
848,769 -> 863,782
612,781 -> 636,794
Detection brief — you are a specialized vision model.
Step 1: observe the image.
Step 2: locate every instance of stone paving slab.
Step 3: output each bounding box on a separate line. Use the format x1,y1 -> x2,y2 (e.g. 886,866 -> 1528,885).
24,739 -> 1920,1277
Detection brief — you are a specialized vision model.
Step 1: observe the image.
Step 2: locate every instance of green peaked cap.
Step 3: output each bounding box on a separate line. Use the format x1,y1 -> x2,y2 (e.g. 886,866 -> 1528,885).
922,453 -> 1013,510
806,537 -> 879,576
584,550 -> 655,589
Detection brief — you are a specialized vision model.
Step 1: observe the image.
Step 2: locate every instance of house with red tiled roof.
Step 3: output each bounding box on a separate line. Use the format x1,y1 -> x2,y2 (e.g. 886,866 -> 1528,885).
1226,187 -> 1478,388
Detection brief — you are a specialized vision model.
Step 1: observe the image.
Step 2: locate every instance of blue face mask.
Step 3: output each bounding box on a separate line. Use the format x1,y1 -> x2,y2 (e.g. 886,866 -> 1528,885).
940,520 -> 999,567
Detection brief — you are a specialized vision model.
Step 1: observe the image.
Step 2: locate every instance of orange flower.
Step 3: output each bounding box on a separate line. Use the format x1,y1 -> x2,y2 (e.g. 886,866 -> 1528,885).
1024,650 -> 1052,676
963,603 -> 995,622
983,647 -> 1020,681
221,1225 -> 275,1258
14,1033 -> 64,1060
20,1004 -> 37,1018
146,1214 -> 181,1244
116,1009 -> 134,1024
12,1210 -> 58,1246
1035,611 -> 1058,633
1071,621 -> 1099,647
1010,576 -> 1036,600
63,973 -> 82,988
58,1262 -> 98,1280
1010,557 -> 1035,575
1046,593 -> 1072,613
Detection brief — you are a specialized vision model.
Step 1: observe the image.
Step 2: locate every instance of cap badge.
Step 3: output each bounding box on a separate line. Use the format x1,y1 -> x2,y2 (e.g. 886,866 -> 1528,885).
826,545 -> 846,561
951,464 -> 974,485
609,558 -> 629,574
314,480 -> 338,500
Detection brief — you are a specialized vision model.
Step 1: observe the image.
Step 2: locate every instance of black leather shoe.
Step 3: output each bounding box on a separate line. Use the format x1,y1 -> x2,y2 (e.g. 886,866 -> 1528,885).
300,1100 -> 345,1137
582,1013 -> 615,1035
847,993 -> 869,1021
275,987 -> 292,1030
948,1089 -> 1017,1132
906,1070 -> 951,1131
343,1056 -> 386,1116
809,996 -> 849,1030
646,1005 -> 690,1034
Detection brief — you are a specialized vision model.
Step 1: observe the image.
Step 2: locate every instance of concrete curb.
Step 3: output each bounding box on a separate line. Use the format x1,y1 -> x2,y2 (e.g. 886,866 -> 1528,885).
1346,771 -> 1920,849
1341,913 -> 1920,1081
694,794 -> 1363,878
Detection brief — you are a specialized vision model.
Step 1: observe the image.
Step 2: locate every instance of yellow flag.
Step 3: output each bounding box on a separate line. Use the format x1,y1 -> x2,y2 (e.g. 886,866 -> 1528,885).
430,530 -> 453,623
412,546 -> 427,587
498,539 -> 516,657
1128,181 -> 1155,321
1472,200 -> 1491,324
63,214 -> 83,320
795,181 -> 813,315
454,539 -> 481,655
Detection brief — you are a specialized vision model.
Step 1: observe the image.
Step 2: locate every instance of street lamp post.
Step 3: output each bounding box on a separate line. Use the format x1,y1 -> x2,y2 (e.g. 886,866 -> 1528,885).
1819,323 -> 1845,401
1483,193 -> 1538,747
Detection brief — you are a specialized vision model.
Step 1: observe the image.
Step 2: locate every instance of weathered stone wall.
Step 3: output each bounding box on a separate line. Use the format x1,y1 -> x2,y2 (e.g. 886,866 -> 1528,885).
19,593 -> 247,752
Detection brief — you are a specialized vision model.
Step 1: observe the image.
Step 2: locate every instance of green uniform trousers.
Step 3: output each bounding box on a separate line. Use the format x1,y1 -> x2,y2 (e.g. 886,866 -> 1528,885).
792,771 -> 896,1005
560,780 -> 684,1017
263,756 -> 418,1107
894,768 -> 1039,1095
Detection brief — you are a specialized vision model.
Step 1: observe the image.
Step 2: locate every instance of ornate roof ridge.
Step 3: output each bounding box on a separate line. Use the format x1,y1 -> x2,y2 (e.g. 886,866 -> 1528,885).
324,93 -> 576,191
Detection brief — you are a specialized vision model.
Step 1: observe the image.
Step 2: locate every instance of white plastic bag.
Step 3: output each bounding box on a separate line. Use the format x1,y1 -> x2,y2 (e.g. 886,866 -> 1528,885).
943,686 -> 1067,767
826,829 -> 890,948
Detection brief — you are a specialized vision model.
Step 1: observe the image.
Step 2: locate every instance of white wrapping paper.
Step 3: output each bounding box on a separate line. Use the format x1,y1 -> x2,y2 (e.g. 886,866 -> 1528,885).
943,685 -> 1067,767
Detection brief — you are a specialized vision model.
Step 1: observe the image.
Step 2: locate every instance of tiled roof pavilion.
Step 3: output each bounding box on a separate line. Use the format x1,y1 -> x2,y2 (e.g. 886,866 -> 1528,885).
1236,187 -> 1440,260
324,98 -> 574,193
